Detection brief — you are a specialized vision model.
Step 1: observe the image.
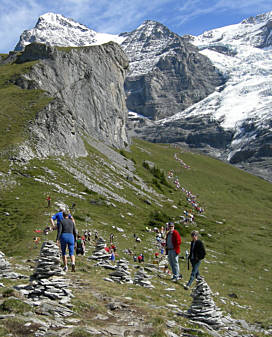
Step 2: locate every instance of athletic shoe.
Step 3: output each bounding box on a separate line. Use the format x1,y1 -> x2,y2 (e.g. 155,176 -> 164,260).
183,284 -> 189,290
71,264 -> 76,272
63,265 -> 68,272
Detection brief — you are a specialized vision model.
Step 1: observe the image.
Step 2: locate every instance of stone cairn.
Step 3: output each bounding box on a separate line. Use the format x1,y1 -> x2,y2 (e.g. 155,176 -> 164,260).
134,267 -> 154,288
107,259 -> 133,284
16,241 -> 72,304
185,278 -> 223,329
88,237 -> 111,262
0,251 -> 26,280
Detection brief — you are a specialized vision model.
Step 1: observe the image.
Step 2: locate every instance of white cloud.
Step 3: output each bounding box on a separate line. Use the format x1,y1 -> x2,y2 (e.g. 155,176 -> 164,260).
175,0 -> 272,25
59,0 -> 174,33
0,0 -> 43,52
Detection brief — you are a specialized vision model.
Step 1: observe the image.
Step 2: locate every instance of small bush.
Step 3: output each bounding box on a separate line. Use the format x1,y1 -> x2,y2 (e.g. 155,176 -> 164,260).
120,150 -> 128,158
2,288 -> 15,298
147,210 -> 172,227
152,178 -> 163,191
69,328 -> 93,337
0,298 -> 31,314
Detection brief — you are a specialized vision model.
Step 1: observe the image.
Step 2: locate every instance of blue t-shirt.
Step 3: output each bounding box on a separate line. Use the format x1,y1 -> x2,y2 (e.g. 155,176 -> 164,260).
52,212 -> 72,225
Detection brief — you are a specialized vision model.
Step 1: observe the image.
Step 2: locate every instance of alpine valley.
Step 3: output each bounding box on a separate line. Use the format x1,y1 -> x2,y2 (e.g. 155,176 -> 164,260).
0,10 -> 272,337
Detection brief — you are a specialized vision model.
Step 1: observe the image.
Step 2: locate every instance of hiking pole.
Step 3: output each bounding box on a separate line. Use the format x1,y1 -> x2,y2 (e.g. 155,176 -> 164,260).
185,249 -> 190,270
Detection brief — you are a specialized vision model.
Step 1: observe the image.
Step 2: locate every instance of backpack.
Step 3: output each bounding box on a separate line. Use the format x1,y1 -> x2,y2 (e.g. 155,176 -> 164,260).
76,239 -> 84,254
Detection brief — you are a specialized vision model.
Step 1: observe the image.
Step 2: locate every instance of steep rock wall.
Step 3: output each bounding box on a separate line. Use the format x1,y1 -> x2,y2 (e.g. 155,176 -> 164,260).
122,21 -> 224,120
15,42 -> 129,159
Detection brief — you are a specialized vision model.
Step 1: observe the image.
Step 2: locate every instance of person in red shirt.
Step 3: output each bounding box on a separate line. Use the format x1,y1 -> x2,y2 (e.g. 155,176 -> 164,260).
166,222 -> 182,281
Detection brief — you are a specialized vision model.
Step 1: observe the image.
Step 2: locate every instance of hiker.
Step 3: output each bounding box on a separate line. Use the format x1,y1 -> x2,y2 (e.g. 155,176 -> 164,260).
76,235 -> 85,256
166,222 -> 182,281
46,195 -> 51,208
184,230 -> 206,290
56,211 -> 77,272
110,251 -> 115,263
110,233 -> 114,244
50,208 -> 74,231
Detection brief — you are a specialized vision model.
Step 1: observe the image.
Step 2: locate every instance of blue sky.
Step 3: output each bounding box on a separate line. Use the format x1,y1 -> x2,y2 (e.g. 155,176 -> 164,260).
0,0 -> 271,53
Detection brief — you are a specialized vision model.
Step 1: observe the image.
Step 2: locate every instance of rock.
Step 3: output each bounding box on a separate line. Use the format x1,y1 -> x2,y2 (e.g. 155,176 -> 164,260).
228,293 -> 238,299
108,259 -> 133,284
14,41 -> 129,161
134,268 -> 154,288
17,241 -> 72,304
85,327 -> 102,335
88,237 -> 111,261
104,277 -> 115,283
0,251 -> 27,280
165,331 -> 179,337
185,278 -> 224,329
166,320 -> 176,328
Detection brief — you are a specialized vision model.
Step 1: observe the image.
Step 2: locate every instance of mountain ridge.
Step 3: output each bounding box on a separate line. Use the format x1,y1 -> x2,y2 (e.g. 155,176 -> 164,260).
11,11 -> 272,181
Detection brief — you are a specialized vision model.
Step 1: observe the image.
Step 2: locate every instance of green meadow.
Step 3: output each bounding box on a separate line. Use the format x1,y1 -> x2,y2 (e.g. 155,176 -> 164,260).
0,58 -> 271,336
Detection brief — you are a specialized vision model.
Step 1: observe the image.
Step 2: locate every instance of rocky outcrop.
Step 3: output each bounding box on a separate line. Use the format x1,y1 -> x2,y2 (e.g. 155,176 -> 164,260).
16,241 -> 73,305
185,278 -> 224,329
129,114 -> 234,152
121,20 -> 224,120
14,42 -> 129,159
0,251 -> 26,280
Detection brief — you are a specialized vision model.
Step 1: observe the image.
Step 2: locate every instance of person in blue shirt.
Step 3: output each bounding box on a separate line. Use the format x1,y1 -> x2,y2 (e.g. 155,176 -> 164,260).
50,208 -> 74,230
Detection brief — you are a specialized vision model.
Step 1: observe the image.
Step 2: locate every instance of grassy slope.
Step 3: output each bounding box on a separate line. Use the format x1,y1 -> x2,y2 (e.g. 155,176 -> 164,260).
0,61 -> 271,334
0,137 -> 271,333
0,60 -> 52,162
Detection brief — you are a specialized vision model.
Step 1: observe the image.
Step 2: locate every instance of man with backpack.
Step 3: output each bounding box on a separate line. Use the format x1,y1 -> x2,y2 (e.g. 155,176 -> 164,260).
184,230 -> 206,290
76,235 -> 85,256
50,208 -> 74,231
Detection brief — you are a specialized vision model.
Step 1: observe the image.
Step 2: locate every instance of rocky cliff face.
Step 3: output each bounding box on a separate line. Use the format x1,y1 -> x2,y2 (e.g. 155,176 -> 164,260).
121,20 -> 224,120
14,42 -> 129,159
15,14 -> 224,122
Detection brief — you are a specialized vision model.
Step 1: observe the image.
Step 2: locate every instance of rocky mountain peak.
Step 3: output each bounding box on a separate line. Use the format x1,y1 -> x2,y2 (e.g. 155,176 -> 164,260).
124,19 -> 176,40
195,10 -> 272,49
14,12 -> 123,51
35,12 -> 92,33
121,20 -> 179,77
242,10 -> 272,25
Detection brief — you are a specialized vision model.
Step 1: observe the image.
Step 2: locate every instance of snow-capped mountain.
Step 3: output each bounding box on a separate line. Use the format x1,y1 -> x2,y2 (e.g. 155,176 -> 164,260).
14,12 -> 124,51
121,20 -> 223,119
141,11 -> 271,180
15,15 -> 223,120
14,11 -> 272,180
121,20 -> 180,76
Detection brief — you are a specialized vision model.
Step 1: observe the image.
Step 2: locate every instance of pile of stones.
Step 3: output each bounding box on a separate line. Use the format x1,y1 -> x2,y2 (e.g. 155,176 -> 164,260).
0,251 -> 26,280
16,241 -> 72,304
134,267 -> 154,288
88,237 -> 111,261
107,259 -> 133,284
185,278 -> 223,329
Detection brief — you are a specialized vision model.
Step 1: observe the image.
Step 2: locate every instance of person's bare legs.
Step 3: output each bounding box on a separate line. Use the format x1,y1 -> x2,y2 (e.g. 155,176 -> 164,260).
62,255 -> 68,271
71,255 -> 75,272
